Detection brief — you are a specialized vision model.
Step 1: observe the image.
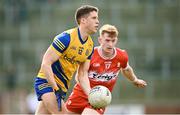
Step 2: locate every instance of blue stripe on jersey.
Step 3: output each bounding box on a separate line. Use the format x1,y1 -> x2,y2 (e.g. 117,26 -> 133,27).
52,61 -> 69,89
87,44 -> 94,59
52,32 -> 70,53
52,61 -> 69,81
78,28 -> 88,44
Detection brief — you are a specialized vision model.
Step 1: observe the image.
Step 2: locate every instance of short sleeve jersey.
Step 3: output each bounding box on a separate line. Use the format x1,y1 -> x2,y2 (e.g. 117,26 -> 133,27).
88,46 -> 129,91
37,28 -> 94,92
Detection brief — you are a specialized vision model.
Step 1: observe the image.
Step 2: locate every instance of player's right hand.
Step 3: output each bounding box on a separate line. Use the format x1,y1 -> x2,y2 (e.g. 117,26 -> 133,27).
133,78 -> 147,88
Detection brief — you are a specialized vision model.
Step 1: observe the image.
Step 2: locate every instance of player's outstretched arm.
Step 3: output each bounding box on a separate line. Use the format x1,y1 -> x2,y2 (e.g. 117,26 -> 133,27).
76,60 -> 91,96
121,63 -> 147,88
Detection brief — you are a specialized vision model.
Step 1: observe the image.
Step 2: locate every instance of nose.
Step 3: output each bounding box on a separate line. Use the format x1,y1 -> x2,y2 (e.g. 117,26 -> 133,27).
96,19 -> 99,25
108,41 -> 113,47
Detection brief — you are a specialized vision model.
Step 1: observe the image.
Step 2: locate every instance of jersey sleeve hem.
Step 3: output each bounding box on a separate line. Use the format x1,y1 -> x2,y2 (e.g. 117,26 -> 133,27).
50,45 -> 62,56
122,62 -> 130,70
86,59 -> 91,62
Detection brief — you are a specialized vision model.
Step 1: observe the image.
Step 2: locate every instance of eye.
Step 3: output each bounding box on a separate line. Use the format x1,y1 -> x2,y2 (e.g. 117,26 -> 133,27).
106,39 -> 110,42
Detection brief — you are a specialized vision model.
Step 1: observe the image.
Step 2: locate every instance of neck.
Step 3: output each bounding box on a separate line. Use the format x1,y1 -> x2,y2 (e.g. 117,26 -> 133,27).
79,26 -> 89,41
101,47 -> 115,59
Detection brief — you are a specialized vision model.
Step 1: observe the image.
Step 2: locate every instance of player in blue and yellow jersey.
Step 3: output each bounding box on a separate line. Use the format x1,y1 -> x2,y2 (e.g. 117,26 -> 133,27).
34,5 -> 99,114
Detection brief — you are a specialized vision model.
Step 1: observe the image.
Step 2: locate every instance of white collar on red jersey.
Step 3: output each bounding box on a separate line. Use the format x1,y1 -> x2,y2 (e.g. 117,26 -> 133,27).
97,46 -> 117,60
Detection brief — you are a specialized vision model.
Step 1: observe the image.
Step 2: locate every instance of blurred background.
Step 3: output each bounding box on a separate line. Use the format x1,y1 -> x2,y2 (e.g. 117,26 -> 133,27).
0,0 -> 180,114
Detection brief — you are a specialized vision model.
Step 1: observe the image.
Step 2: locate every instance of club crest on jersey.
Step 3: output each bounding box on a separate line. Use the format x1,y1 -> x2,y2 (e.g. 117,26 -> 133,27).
78,47 -> 84,55
104,61 -> 112,69
85,49 -> 89,56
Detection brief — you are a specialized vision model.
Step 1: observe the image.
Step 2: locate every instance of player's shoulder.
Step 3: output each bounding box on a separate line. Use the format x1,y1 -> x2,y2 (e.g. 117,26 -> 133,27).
54,28 -> 76,42
116,47 -> 127,54
93,46 -> 99,53
94,46 -> 99,50
115,48 -> 128,58
90,46 -> 99,58
53,30 -> 73,49
65,28 -> 76,34
56,27 -> 76,38
56,32 -> 70,39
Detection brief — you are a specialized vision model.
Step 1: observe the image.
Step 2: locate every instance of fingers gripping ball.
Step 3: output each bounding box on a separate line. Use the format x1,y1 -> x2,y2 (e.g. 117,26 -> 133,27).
88,85 -> 112,109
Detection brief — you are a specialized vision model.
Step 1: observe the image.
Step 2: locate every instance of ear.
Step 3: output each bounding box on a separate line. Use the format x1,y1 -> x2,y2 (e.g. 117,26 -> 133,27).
80,18 -> 86,24
98,37 -> 102,45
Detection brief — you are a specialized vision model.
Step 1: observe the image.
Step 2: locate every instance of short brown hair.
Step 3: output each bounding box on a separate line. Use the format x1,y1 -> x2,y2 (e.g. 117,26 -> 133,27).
99,24 -> 119,37
75,5 -> 98,25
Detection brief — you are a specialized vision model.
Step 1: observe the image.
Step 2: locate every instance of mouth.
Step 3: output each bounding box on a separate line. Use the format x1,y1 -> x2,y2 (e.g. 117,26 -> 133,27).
107,47 -> 113,50
95,25 -> 99,29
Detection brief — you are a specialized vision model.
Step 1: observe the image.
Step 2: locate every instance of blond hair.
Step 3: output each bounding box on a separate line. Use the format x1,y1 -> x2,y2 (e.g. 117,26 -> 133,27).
99,24 -> 118,37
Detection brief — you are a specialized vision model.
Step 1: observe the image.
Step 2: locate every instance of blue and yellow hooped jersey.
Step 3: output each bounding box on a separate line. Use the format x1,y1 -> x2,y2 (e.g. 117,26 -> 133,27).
37,28 -> 94,93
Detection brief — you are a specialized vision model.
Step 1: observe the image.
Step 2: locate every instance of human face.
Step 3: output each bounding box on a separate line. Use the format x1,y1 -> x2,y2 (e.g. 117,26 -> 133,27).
99,33 -> 118,54
84,11 -> 99,34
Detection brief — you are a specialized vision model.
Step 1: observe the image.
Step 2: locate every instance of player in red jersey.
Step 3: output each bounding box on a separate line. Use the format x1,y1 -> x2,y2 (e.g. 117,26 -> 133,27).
65,24 -> 147,114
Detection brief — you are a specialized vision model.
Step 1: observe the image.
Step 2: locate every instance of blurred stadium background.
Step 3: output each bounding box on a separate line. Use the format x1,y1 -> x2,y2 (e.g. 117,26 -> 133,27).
0,0 -> 180,114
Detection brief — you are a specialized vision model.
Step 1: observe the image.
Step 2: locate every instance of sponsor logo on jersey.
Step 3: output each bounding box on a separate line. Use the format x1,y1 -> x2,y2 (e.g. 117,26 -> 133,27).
70,46 -> 77,50
63,54 -> 81,64
93,63 -> 100,67
88,72 -> 117,81
117,62 -> 121,67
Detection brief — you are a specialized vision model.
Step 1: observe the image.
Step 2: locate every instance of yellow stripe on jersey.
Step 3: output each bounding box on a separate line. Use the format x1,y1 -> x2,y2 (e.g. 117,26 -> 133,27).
38,83 -> 51,90
37,71 -> 45,79
54,39 -> 65,50
56,38 -> 65,48
54,40 -> 64,50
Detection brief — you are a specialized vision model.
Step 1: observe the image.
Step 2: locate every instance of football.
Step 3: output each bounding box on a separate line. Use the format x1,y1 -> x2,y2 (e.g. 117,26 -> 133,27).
88,85 -> 112,109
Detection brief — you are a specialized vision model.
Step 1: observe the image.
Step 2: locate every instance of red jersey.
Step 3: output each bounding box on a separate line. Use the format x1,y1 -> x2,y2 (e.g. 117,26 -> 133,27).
65,46 -> 129,114
88,46 -> 128,92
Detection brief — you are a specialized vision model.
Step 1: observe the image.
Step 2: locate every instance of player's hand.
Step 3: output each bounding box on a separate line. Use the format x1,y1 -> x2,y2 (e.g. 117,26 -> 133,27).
54,87 -> 64,111
133,78 -> 147,88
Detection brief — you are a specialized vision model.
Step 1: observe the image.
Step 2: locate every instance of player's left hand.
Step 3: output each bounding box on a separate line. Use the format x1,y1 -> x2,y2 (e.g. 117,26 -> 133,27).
133,79 -> 147,88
